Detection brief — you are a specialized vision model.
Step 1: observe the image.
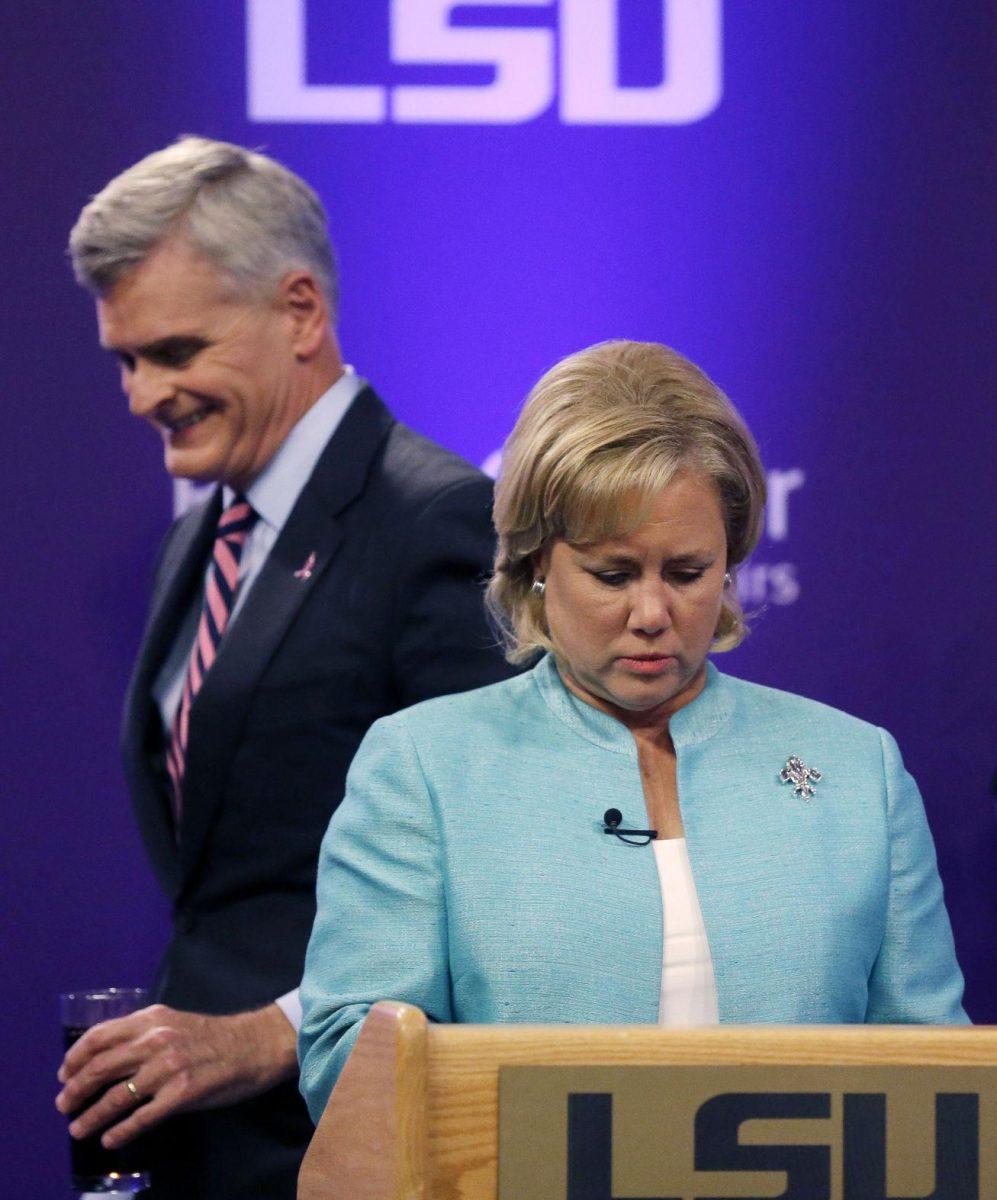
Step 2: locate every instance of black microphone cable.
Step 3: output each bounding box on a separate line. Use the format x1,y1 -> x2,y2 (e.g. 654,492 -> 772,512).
602,808 -> 657,846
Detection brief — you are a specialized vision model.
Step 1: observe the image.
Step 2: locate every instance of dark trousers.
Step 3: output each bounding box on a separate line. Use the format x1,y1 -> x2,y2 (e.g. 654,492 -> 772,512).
145,1081 -> 312,1200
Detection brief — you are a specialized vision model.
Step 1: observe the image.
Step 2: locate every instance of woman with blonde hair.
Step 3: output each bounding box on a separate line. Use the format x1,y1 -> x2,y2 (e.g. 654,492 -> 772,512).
298,340 -> 966,1122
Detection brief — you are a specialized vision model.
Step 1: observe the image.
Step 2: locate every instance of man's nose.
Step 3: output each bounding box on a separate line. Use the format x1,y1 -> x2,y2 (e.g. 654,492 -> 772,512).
628,581 -> 672,634
123,362 -> 175,418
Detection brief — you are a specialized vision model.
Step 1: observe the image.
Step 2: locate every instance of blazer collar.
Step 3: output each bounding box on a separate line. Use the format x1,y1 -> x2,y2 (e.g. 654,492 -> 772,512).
531,653 -> 734,754
299,385 -> 394,516
142,491 -> 223,676
121,492 -> 222,893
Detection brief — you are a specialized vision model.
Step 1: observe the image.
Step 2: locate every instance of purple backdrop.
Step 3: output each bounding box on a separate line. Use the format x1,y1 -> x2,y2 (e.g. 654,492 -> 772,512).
3,2 -> 994,1193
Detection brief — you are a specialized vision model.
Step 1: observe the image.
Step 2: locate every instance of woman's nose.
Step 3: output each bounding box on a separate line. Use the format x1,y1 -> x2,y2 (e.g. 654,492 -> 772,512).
628,582 -> 671,634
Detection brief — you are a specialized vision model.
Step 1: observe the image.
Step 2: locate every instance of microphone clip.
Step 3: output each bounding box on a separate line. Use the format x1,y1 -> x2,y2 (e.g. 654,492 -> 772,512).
602,808 -> 657,846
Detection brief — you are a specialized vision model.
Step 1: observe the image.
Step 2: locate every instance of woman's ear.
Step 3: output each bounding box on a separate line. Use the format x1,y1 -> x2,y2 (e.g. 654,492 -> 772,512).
531,545 -> 551,582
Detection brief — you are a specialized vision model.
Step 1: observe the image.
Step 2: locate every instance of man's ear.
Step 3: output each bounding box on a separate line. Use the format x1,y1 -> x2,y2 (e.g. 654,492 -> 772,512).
278,270 -> 328,359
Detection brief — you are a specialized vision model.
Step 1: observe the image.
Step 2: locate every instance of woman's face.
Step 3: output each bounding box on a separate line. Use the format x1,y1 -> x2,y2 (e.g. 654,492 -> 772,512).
538,472 -> 728,728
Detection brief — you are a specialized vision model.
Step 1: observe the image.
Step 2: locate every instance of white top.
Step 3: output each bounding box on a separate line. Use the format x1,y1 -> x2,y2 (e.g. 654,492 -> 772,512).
653,838 -> 719,1026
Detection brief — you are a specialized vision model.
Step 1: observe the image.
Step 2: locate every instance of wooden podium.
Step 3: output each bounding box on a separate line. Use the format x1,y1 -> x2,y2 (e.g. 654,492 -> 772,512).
298,1002 -> 995,1200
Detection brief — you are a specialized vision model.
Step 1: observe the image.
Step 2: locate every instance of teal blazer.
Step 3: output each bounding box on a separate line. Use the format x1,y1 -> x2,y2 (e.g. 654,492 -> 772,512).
299,656 -> 967,1122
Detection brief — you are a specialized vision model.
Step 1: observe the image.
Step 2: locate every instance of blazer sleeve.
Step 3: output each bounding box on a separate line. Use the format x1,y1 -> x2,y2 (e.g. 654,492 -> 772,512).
297,715 -> 452,1124
390,474 -> 513,705
865,728 -> 969,1023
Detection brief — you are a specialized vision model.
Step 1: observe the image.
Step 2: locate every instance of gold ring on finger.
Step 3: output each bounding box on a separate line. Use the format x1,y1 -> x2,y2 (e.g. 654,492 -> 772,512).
125,1078 -> 140,1101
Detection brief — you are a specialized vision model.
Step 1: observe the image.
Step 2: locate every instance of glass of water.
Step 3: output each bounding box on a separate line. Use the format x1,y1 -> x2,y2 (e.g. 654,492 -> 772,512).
60,988 -> 151,1197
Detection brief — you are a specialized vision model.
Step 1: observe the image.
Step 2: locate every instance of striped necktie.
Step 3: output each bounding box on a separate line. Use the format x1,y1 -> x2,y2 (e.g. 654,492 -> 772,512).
166,495 -> 258,822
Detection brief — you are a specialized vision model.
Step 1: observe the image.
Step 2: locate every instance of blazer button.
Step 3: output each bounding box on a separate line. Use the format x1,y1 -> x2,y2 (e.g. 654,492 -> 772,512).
174,909 -> 196,934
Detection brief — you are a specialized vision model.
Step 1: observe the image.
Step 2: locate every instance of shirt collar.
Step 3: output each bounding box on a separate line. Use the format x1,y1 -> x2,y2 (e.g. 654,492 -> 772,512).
531,653 -> 734,756
223,368 -> 365,533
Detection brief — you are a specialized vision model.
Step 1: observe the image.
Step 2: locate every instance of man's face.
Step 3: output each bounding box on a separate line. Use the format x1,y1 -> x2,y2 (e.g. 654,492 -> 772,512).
97,236 -> 301,489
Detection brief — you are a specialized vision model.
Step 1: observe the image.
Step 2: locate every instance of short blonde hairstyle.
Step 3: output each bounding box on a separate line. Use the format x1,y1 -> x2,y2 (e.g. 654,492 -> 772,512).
486,340 -> 767,663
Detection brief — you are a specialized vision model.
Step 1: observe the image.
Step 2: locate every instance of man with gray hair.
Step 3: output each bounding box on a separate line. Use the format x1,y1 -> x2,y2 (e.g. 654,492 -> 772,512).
55,137 -> 512,1199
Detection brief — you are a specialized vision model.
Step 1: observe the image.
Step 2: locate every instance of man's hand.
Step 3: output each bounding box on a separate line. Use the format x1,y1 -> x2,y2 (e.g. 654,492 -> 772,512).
55,1003 -> 298,1149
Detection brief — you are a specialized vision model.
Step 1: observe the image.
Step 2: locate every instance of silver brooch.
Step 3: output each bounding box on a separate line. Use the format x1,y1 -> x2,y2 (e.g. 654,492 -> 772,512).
780,755 -> 823,800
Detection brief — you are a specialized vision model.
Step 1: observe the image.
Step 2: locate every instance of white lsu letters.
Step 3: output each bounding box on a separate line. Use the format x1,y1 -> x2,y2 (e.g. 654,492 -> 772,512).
247,0 -> 723,125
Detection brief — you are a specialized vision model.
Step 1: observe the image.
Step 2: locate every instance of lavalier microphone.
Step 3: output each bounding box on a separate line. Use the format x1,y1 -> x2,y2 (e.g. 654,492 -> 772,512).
602,808 -> 657,846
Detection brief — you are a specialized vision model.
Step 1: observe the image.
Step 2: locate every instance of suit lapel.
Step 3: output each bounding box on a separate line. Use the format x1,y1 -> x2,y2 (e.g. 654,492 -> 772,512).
123,491 -> 222,894
142,492 -> 222,678
176,388 -> 395,887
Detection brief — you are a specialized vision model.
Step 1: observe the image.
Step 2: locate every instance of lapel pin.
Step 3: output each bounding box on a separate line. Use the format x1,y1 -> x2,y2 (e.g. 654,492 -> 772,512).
780,755 -> 823,800
293,551 -> 317,581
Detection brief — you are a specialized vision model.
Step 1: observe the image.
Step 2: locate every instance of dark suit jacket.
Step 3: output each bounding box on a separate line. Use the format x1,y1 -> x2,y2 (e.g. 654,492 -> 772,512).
121,387 -> 514,1197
